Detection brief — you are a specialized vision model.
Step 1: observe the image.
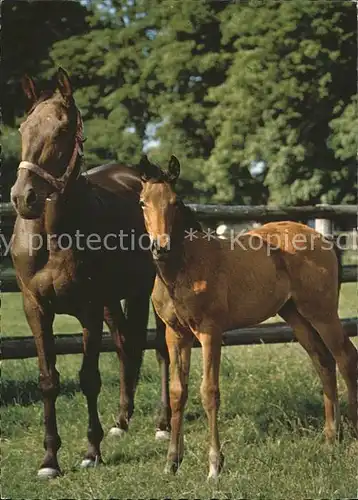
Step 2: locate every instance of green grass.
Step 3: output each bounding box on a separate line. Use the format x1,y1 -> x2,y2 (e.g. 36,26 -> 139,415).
1,286 -> 357,499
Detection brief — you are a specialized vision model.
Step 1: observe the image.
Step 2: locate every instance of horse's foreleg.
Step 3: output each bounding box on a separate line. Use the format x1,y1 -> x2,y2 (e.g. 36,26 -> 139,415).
164,326 -> 193,475
78,307 -> 104,468
153,306 -> 171,440
196,330 -> 223,480
23,295 -> 61,479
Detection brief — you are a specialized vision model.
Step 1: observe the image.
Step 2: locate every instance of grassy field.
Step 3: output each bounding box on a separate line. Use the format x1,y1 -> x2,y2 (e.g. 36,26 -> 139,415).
1,285 -> 357,499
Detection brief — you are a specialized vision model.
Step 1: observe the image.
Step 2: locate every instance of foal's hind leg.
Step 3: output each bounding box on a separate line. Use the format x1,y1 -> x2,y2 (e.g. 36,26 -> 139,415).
279,300 -> 339,441
302,313 -> 358,438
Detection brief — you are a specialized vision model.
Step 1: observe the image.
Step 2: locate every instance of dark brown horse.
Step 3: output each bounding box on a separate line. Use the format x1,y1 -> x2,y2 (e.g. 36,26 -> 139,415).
10,68 -> 170,478
138,155 -> 358,479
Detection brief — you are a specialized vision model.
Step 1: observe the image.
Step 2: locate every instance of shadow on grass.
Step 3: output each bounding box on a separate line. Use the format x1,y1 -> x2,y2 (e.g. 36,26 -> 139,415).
0,378 -> 80,407
224,396 -> 349,439
106,448 -> 163,466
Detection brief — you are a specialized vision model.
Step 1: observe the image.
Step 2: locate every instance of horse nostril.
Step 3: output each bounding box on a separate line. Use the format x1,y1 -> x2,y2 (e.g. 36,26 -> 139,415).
26,189 -> 37,207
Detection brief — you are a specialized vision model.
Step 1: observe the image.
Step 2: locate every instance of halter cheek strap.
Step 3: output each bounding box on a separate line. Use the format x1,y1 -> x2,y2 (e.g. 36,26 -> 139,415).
18,111 -> 84,194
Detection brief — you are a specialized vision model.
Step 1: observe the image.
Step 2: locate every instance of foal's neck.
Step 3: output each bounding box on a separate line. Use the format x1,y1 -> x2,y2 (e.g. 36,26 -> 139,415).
154,206 -> 201,292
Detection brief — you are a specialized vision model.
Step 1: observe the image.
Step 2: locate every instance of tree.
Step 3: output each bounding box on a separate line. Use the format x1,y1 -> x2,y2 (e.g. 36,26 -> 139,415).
1,0 -> 89,200
46,0 -> 229,201
205,0 -> 357,204
2,0 -> 356,205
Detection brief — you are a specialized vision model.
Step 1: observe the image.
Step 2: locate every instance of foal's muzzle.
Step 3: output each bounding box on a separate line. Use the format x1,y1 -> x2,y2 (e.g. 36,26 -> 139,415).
150,239 -> 171,260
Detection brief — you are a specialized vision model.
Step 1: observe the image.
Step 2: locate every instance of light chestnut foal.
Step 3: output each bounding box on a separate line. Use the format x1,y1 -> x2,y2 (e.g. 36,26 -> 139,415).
138,155 -> 357,479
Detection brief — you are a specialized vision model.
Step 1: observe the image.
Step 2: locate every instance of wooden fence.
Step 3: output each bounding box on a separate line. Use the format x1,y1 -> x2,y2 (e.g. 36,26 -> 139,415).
2,318 -> 357,360
1,202 -> 357,360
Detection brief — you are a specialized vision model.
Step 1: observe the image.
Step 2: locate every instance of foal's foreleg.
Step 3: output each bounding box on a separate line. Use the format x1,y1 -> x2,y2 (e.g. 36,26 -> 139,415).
23,295 -> 61,479
197,331 -> 223,480
78,308 -> 104,467
164,326 -> 193,474
308,315 -> 358,438
153,306 -> 171,440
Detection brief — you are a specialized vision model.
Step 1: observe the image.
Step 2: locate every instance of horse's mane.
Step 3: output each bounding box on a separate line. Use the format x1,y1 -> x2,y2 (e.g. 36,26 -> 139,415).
27,90 -> 57,115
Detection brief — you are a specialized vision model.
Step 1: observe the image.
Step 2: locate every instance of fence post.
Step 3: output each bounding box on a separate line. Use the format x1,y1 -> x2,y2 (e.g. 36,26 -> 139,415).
315,205 -> 333,237
315,205 -> 343,288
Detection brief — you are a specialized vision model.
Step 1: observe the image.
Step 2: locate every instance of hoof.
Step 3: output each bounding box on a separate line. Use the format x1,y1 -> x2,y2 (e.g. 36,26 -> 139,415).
164,461 -> 180,475
108,427 -> 126,438
207,451 -> 224,480
155,429 -> 170,441
207,469 -> 219,481
80,456 -> 100,469
37,467 -> 61,479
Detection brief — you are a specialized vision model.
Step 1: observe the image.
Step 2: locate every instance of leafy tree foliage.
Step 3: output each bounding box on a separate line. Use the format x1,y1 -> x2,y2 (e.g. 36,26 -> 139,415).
1,0 -> 89,200
206,0 -> 357,204
2,0 -> 356,204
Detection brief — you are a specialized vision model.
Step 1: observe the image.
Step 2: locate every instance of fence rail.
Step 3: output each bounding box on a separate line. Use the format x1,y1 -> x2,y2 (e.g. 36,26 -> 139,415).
1,318 -> 357,360
188,204 -> 358,222
1,202 -> 357,221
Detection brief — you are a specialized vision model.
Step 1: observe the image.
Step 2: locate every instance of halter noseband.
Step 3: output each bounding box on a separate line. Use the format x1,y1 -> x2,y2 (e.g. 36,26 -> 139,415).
18,110 -> 85,194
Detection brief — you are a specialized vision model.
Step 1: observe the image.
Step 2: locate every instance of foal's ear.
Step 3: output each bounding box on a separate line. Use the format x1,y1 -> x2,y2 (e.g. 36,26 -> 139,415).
167,155 -> 180,184
21,74 -> 37,106
138,154 -> 153,181
56,67 -> 73,101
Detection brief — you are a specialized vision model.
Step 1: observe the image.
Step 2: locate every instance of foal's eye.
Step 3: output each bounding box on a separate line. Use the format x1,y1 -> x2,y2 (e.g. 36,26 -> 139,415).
139,200 -> 145,208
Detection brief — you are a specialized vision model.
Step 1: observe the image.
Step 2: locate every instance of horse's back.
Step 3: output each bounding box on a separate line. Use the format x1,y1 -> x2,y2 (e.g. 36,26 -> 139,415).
83,162 -> 142,198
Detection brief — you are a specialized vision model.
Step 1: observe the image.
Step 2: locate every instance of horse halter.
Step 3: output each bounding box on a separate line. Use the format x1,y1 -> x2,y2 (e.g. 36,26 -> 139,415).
17,109 -> 85,194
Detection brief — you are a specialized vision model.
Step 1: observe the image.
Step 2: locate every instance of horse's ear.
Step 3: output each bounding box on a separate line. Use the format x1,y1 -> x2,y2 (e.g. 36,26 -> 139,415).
138,154 -> 152,181
21,74 -> 37,106
167,155 -> 180,184
56,67 -> 73,100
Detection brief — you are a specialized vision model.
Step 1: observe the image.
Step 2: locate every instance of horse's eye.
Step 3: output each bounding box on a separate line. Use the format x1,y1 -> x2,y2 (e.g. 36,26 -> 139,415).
139,200 -> 145,208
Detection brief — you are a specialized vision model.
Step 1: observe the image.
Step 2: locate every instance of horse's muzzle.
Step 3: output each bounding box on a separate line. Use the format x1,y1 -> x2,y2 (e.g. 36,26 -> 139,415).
11,186 -> 43,219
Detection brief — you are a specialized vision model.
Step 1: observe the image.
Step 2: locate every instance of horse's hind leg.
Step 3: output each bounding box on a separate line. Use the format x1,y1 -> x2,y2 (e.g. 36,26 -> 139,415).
78,307 -> 104,468
106,294 -> 149,436
302,312 -> 358,438
153,305 -> 171,440
279,300 -> 339,441
104,302 -> 130,437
